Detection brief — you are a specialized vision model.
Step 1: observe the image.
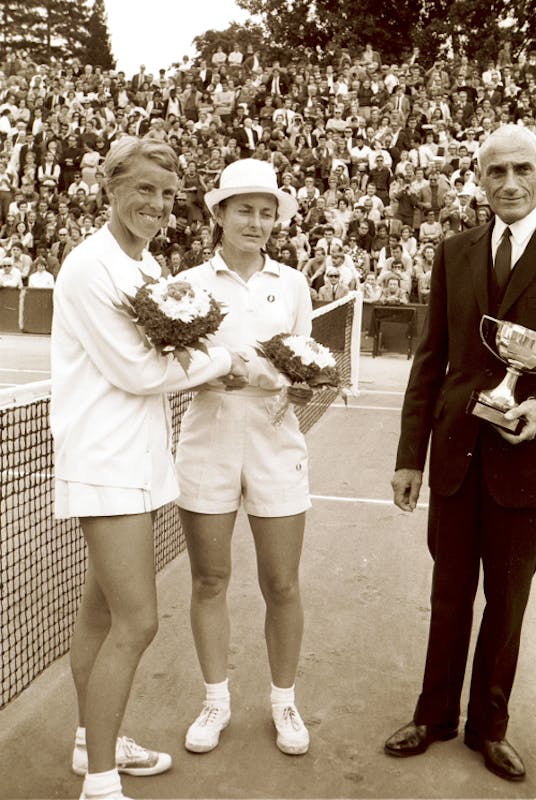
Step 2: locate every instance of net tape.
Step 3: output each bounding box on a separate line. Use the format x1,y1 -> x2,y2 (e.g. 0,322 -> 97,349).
0,292 -> 358,708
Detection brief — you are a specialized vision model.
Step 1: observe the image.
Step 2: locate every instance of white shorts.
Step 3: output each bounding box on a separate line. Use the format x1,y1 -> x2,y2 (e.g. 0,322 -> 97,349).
54,478 -> 178,519
176,389 -> 311,517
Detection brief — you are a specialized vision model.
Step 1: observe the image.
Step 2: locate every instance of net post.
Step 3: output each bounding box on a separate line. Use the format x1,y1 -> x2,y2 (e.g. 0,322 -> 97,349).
349,290 -> 363,396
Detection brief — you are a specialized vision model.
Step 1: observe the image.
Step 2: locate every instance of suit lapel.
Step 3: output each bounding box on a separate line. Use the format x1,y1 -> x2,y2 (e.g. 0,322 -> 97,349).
469,221 -> 492,317
499,229 -> 536,318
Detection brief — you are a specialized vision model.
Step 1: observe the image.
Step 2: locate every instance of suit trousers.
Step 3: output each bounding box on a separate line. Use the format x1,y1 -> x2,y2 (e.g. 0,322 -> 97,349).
414,441 -> 536,739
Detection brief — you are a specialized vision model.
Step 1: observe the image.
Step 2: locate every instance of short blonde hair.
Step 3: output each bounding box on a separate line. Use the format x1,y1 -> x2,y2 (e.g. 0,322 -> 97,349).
103,135 -> 178,192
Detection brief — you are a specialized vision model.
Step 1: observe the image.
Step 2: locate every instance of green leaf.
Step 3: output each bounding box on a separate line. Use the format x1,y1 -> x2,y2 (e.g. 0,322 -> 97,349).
174,348 -> 192,375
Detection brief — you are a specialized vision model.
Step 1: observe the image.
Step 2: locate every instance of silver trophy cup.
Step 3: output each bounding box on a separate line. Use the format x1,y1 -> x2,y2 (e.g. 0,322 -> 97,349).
467,315 -> 536,433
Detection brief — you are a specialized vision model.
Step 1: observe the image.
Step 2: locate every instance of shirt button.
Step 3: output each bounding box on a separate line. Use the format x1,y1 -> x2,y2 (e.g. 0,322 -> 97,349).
296,463 -> 302,471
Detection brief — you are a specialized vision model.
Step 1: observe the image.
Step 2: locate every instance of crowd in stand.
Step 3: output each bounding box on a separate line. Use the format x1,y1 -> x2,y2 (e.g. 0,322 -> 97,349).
0,40 -> 535,305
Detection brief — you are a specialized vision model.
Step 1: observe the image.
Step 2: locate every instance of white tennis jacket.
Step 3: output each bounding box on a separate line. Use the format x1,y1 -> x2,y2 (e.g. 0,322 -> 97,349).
50,225 -> 231,489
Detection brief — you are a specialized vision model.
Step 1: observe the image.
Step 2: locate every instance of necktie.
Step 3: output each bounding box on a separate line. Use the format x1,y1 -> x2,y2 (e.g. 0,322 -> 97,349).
495,227 -> 511,289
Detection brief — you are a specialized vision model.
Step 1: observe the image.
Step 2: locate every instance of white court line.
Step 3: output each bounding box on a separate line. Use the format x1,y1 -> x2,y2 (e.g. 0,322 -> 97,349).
358,388 -> 406,396
311,493 -> 429,509
332,403 -> 401,411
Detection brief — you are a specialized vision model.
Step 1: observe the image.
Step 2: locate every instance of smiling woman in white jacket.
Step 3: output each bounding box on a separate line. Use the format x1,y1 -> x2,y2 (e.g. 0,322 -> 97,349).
50,136 -> 246,800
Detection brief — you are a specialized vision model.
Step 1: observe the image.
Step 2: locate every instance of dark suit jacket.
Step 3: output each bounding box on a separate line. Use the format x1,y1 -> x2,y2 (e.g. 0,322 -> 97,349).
234,126 -> 259,154
396,221 -> 536,507
50,239 -> 75,264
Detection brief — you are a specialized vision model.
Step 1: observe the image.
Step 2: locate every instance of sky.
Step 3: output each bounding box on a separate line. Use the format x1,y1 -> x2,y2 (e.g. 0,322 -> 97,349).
104,0 -> 252,77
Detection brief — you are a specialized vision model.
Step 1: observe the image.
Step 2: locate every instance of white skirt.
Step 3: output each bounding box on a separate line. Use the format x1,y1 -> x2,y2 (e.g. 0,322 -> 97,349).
54,478 -> 179,519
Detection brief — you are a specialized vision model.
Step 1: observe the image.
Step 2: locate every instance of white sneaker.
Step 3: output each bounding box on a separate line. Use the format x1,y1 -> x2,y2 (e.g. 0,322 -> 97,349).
272,704 -> 310,755
185,702 -> 231,752
72,735 -> 172,776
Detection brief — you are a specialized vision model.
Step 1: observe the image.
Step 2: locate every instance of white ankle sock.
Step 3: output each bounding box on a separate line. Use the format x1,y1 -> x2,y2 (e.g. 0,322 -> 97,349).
205,678 -> 230,707
271,683 -> 295,707
83,767 -> 121,798
76,726 -> 86,745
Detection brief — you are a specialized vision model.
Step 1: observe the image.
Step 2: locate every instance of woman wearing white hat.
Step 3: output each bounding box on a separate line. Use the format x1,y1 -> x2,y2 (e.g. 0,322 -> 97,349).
176,158 -> 312,755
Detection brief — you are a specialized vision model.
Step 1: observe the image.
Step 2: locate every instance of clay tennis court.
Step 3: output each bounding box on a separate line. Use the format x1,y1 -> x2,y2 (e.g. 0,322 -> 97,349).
1,334 -> 536,800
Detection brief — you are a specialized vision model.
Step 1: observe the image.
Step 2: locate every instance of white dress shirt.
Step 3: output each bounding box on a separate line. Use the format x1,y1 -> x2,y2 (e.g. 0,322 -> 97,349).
491,205 -> 536,272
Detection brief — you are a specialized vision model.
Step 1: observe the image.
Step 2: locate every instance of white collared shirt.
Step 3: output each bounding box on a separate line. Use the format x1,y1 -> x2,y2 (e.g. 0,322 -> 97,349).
180,251 -> 312,391
491,205 -> 536,271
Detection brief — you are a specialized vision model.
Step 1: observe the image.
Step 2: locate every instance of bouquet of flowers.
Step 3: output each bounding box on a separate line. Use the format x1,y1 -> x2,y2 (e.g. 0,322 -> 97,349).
118,272 -> 226,373
256,333 -> 347,425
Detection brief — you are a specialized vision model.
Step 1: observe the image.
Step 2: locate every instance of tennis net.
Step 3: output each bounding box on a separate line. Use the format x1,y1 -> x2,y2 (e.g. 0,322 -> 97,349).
0,291 -> 361,708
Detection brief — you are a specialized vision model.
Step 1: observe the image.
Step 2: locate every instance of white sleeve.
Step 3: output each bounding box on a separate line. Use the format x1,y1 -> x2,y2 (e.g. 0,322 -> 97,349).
55,255 -> 232,396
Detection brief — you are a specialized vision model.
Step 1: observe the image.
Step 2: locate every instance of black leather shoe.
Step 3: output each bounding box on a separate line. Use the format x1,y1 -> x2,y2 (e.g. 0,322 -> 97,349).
464,730 -> 525,782
384,720 -> 458,757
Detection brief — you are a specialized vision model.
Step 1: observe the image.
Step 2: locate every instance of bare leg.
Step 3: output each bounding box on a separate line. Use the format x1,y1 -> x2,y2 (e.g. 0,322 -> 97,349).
179,509 -> 236,683
77,513 -> 158,774
249,513 -> 305,687
70,564 -> 111,727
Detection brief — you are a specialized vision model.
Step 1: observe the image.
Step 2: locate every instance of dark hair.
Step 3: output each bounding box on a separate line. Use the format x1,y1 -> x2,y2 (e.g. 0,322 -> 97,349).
211,221 -> 224,249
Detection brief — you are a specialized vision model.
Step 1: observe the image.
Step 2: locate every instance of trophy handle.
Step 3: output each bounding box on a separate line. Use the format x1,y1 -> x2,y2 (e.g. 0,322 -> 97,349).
479,315 -> 504,364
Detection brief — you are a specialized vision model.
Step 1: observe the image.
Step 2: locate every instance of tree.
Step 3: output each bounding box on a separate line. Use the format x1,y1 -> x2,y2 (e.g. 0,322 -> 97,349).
0,3 -> 45,58
0,0 -> 91,63
84,0 -> 115,69
236,0 -> 536,67
236,0 -> 423,63
46,0 -> 91,61
416,0 -> 536,66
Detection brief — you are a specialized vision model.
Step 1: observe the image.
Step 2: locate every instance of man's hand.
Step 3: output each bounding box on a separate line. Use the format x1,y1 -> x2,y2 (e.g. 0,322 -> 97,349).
499,398 -> 536,444
391,468 -> 423,512
220,351 -> 249,391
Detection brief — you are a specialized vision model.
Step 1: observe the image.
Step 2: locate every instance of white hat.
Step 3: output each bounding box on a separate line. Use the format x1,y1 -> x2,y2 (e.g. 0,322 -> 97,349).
204,158 -> 298,224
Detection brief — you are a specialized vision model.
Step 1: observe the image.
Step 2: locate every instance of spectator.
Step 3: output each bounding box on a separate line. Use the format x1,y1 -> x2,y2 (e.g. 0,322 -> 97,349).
414,243 -> 435,304
50,227 -> 75,266
182,238 -> 204,269
378,273 -> 408,304
400,224 -> 418,257
317,266 -> 350,301
362,270 -> 382,303
0,257 -> 22,287
419,209 -> 443,244
302,244 -> 328,293
316,224 -> 343,255
28,255 -> 55,287
10,240 -> 32,282
377,235 -> 413,272
327,246 -> 359,289
378,243 -> 413,296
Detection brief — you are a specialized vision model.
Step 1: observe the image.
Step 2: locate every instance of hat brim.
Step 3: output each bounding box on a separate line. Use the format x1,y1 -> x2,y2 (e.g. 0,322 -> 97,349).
204,185 -> 298,224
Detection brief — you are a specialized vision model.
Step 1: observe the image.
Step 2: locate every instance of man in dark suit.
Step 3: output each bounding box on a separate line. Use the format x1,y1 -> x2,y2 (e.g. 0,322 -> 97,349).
384,125 -> 536,783
234,117 -> 260,156
50,227 -> 75,266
